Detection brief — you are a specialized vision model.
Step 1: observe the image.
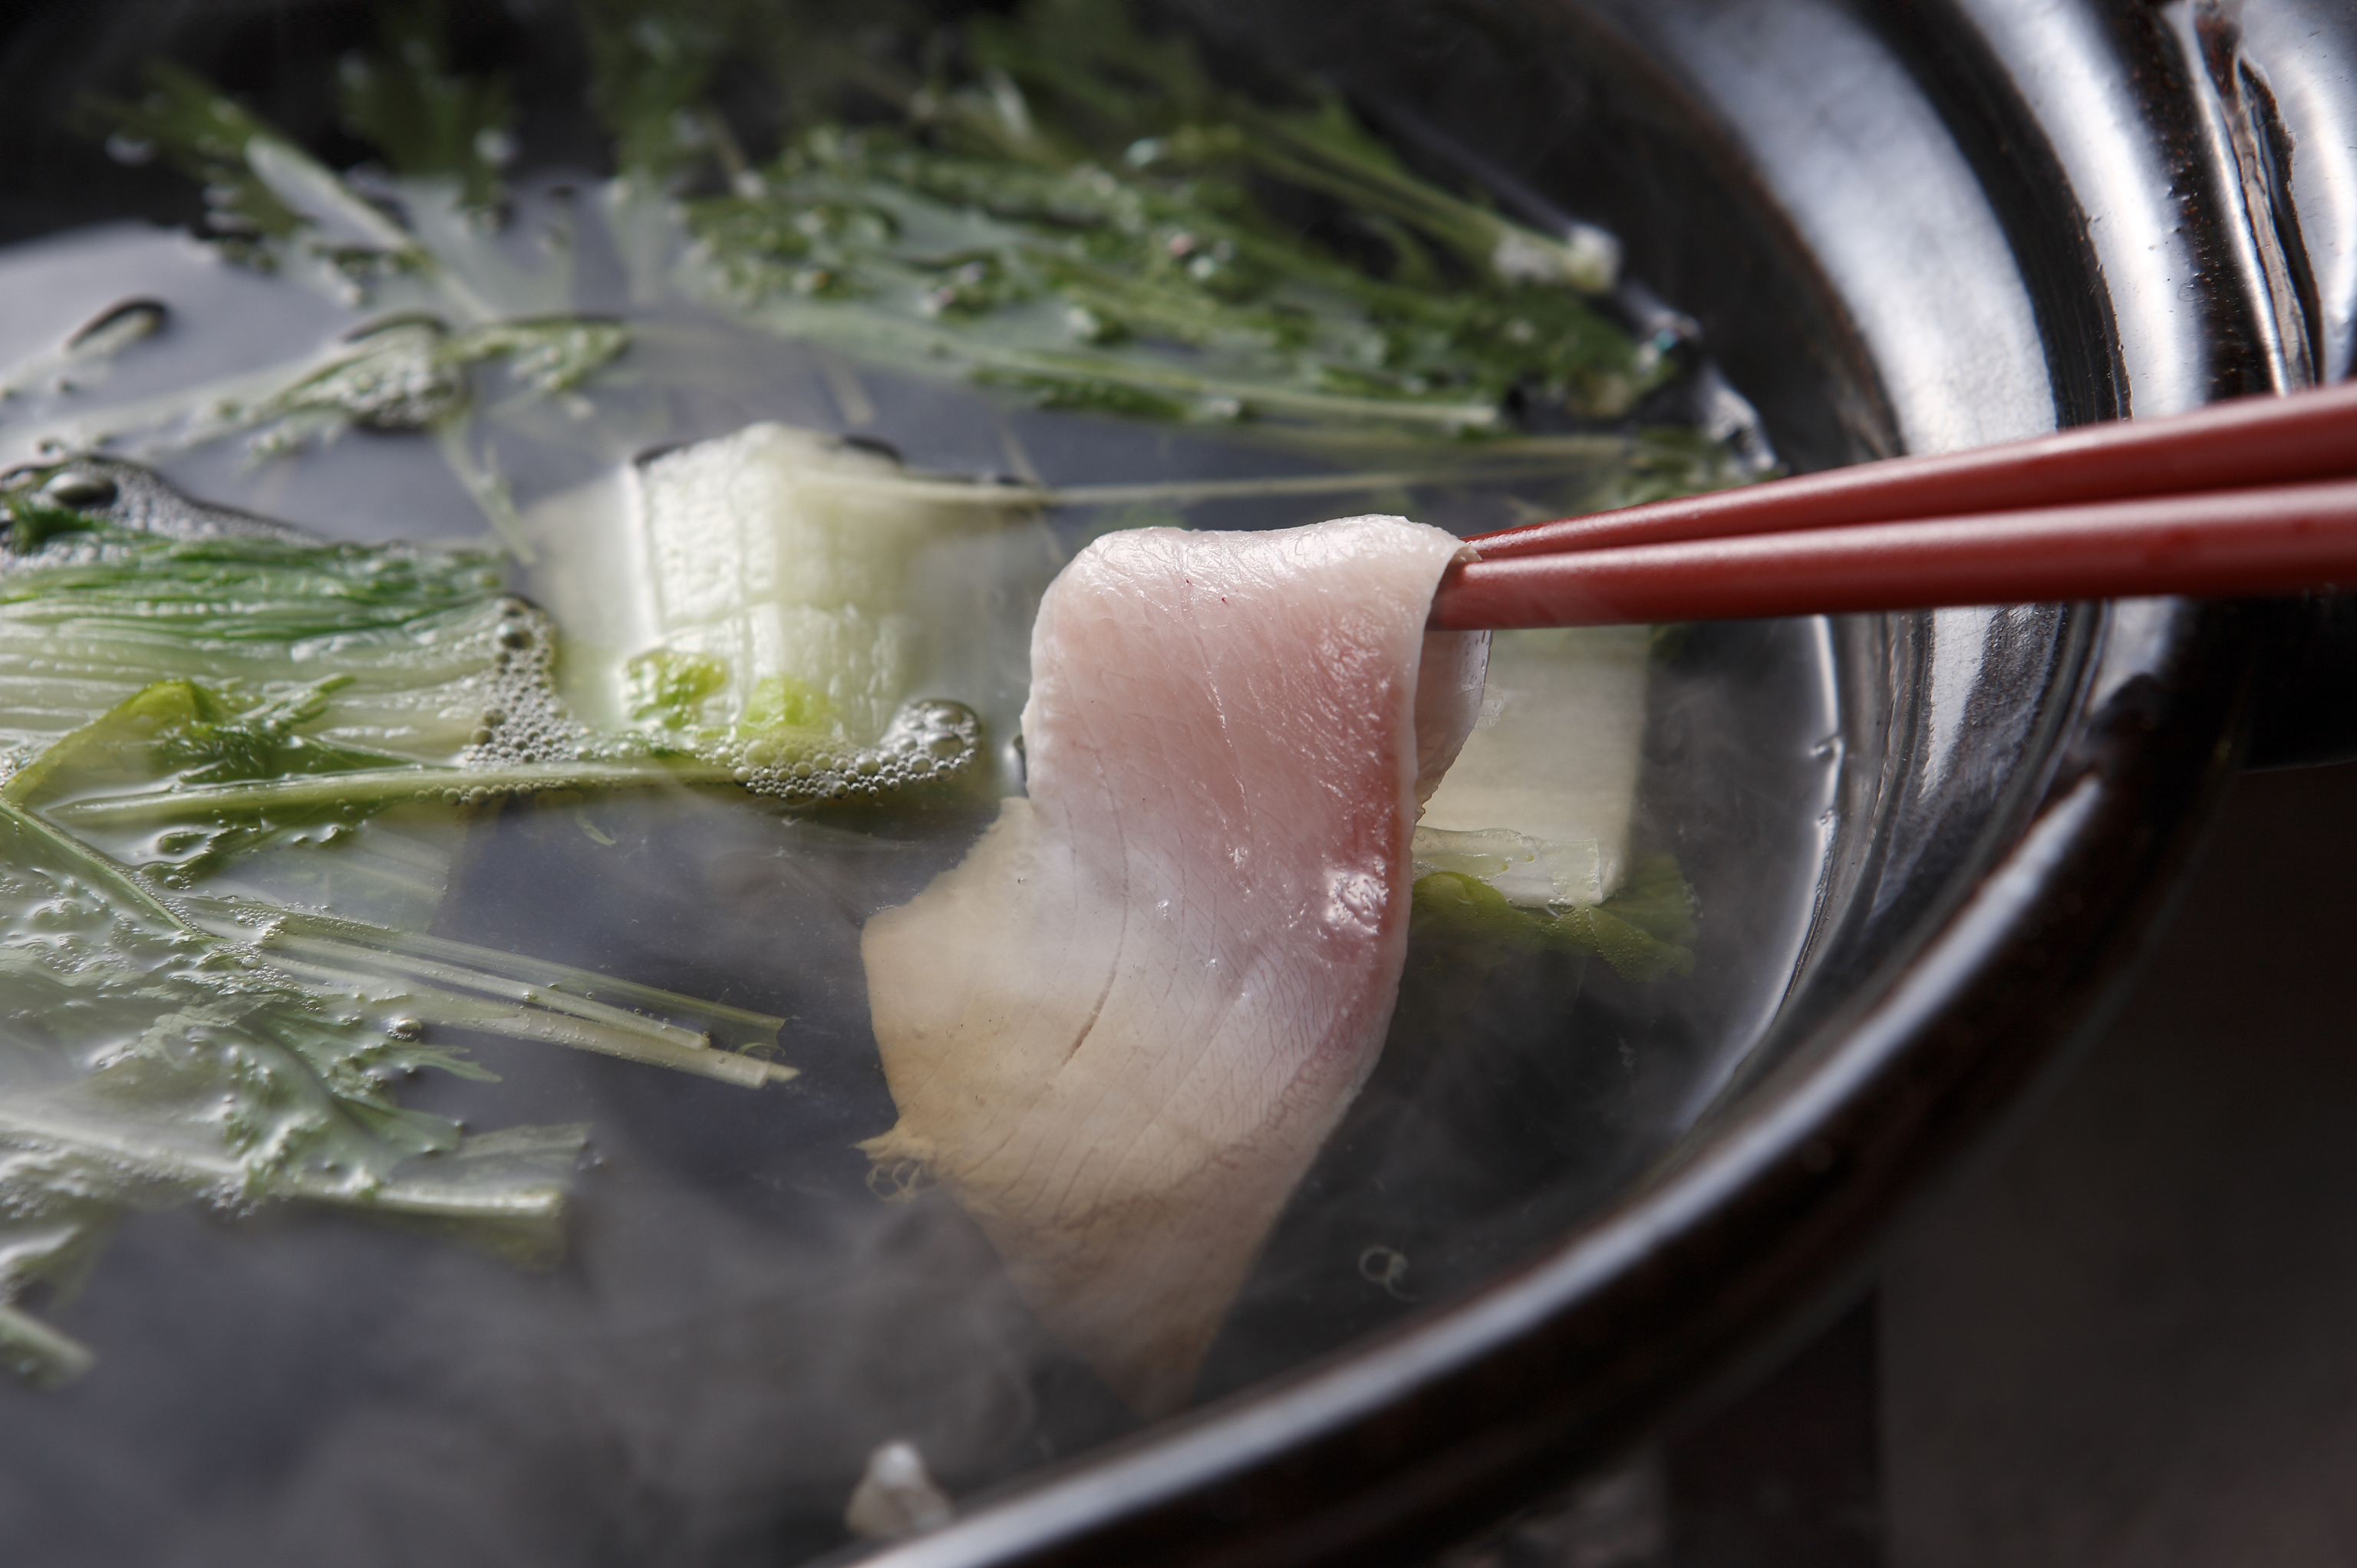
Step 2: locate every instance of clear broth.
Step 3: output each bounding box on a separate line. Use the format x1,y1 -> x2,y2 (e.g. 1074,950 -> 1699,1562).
0,165 -> 1839,1568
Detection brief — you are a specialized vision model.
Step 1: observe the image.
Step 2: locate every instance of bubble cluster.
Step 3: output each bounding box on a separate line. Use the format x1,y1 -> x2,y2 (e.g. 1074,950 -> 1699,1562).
452,597 -> 596,769
447,598 -> 981,810
727,697 -> 983,805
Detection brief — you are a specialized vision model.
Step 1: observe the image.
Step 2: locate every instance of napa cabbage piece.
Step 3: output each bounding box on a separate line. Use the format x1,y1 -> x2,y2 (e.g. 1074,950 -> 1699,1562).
0,455 -> 991,877
618,423 -> 1031,746
518,423 -> 1036,802
1404,624 -> 1693,983
1413,624 -> 1652,910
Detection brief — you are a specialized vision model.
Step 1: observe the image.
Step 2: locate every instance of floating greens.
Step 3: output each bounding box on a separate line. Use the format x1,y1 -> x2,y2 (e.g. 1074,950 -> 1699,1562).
0,791 -> 557,1386
51,0 -> 1757,539
0,456 -> 572,877
0,455 -> 991,869
0,460 -> 831,1377
614,0 -> 1673,433
0,0 -> 1729,1392
669,12 -> 1644,432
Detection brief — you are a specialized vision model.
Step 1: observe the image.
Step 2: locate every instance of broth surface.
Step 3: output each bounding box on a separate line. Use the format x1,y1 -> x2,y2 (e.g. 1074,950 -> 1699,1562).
0,25 -> 1840,1560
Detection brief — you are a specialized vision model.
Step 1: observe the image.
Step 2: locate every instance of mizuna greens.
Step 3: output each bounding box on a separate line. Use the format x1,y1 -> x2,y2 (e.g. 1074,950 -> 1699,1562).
0,461 -> 821,1377
0,0 -> 1723,1392
666,0 -> 1645,433
0,777 -> 799,1383
55,0 -> 1753,532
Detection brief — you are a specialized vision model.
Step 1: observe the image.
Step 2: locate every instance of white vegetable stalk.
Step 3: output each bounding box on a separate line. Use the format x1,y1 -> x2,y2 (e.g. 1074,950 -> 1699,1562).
1415,625 -> 1652,908
535,423 -> 1037,743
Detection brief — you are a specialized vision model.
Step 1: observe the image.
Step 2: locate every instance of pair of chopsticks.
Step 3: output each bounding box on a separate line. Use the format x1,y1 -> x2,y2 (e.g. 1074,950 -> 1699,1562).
1428,380 -> 2357,630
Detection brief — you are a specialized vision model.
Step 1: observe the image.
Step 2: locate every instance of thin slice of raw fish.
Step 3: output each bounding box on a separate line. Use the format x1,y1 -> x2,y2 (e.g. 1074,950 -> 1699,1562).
861,515 -> 1483,1415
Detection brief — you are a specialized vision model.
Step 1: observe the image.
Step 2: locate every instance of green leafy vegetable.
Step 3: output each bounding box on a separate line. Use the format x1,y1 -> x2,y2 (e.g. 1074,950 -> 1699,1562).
667,0 -> 1653,434
0,465 -> 575,879
336,0 -> 518,214
0,458 -> 992,882
1409,852 -> 1699,989
224,317 -> 628,456
63,0 -> 1751,509
0,690 -> 797,1381
71,38 -> 623,551
0,792 -> 580,1383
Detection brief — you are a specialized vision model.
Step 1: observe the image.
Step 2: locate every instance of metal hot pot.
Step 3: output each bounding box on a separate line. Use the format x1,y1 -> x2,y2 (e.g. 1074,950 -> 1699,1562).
0,0 -> 2347,1563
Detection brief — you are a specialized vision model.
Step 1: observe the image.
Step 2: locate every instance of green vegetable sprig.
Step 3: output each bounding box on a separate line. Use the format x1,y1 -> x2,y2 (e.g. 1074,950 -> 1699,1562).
338,0 -> 519,215
73,25 -> 625,551
0,793 -> 581,1385
1409,852 -> 1699,990
0,476 -> 559,881
664,0 -> 1656,433
77,0 -> 1716,465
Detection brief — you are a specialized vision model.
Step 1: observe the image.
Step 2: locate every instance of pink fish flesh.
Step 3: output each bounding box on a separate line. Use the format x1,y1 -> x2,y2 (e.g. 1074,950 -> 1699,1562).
860,515 -> 1485,1415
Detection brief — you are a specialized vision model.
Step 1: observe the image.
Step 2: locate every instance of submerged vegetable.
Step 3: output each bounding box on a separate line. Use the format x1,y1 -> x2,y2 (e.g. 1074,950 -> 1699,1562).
862,515 -> 1482,1414
0,456 -> 575,884
1415,624 -> 1653,909
0,792 -> 579,1385
615,423 -> 1029,747
54,0 -> 1759,539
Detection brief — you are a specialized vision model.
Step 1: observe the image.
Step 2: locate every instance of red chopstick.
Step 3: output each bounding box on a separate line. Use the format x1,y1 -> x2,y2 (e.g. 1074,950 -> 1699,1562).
1428,384 -> 2357,630
1432,478 -> 2357,629
1464,379 -> 2357,561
